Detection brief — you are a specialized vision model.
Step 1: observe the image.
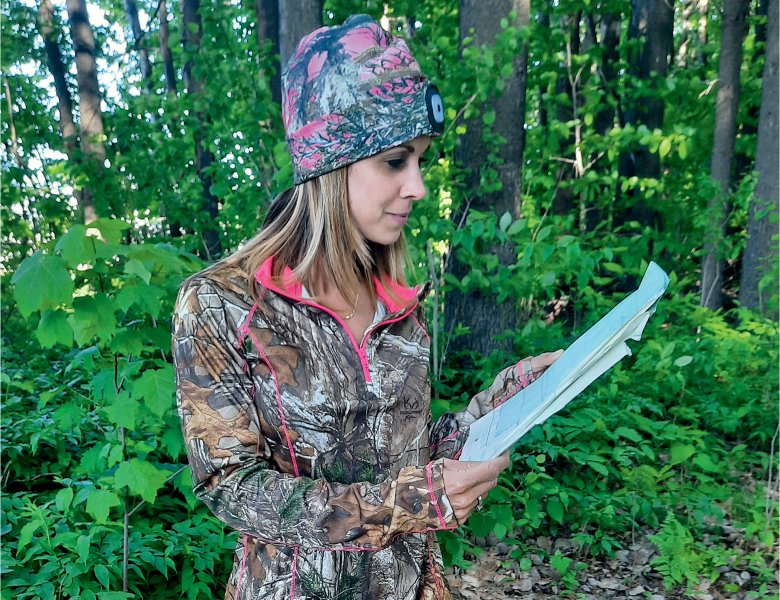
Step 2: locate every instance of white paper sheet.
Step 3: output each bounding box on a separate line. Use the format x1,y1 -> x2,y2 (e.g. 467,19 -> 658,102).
459,261 -> 670,462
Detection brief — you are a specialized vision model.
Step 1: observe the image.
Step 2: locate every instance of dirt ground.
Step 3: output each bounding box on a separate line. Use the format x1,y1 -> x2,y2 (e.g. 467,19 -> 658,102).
445,535 -> 779,600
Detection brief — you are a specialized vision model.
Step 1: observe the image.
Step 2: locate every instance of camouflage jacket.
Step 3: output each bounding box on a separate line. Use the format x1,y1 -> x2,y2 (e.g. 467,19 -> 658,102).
172,258 -> 534,600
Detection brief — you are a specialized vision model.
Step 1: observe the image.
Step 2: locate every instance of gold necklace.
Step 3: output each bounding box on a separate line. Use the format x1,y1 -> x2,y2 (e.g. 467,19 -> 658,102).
343,291 -> 359,320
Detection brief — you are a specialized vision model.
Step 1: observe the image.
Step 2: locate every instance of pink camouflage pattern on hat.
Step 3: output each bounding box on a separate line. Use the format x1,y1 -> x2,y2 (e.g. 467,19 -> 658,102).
282,14 -> 444,184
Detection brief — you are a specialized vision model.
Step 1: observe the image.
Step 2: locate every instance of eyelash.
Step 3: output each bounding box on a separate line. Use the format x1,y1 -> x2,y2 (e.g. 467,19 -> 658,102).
386,155 -> 427,170
387,158 -> 406,169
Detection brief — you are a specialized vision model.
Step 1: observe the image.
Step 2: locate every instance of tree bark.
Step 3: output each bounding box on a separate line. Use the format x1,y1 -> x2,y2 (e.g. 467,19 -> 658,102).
67,0 -> 105,164
552,12 -> 580,218
700,0 -> 750,310
739,0 -> 778,316
65,0 -> 107,224
278,0 -> 323,68
159,0 -> 177,94
444,0 -> 530,358
181,0 -> 221,258
617,0 -> 674,228
255,0 -> 280,103
39,0 -> 77,156
124,0 -> 152,87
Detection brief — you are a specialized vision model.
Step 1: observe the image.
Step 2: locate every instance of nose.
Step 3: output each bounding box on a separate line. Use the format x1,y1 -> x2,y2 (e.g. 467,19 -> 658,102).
401,163 -> 427,201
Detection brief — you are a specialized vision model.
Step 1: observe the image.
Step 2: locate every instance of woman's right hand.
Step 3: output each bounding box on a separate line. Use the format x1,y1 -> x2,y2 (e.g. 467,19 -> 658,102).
442,454 -> 510,524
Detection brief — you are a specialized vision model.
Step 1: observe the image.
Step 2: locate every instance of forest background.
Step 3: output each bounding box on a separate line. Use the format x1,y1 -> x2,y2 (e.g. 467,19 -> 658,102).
1,0 -> 778,598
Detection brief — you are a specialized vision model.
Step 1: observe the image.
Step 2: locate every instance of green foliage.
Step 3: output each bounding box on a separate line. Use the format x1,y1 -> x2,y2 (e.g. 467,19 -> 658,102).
3,0 -> 777,597
0,220 -> 239,598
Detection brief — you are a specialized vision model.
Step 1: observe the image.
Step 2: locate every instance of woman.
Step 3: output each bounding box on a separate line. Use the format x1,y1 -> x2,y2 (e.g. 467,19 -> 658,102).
173,14 -> 558,600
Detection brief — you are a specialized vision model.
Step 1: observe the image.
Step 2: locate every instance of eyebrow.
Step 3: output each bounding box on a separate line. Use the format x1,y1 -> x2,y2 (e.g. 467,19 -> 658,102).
393,143 -> 430,155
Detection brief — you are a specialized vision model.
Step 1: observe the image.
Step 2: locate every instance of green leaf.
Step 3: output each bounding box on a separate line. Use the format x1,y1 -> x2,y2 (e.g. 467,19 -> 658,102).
132,366 -> 175,417
36,309 -> 74,348
693,453 -> 720,473
467,511 -> 496,538
115,283 -> 166,318
506,219 -> 526,236
11,252 -> 74,317
114,458 -> 170,503
17,520 -> 41,553
55,487 -> 74,512
85,489 -> 120,524
108,328 -> 144,356
482,109 -> 496,126
68,294 -> 117,346
124,258 -> 152,284
76,534 -> 92,563
499,211 -> 512,232
91,219 -> 130,245
615,426 -> 642,442
101,393 -> 139,430
670,443 -> 696,465
94,564 -> 110,589
55,225 -> 94,266
546,496 -> 564,524
674,355 -> 693,367
659,137 -> 672,158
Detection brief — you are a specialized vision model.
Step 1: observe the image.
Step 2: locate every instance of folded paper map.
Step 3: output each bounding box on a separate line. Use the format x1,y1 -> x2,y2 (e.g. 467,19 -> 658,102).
460,261 -> 670,462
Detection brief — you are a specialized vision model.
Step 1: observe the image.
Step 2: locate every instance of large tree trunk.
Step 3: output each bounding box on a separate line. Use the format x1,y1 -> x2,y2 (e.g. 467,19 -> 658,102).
66,0 -> 106,224
444,0 -> 530,358
255,0 -> 280,103
617,0 -> 674,228
124,0 -> 152,87
700,0 -> 750,310
181,0 -> 221,258
278,0 -> 322,67
159,0 -> 177,95
39,0 -> 77,156
739,0 -> 778,317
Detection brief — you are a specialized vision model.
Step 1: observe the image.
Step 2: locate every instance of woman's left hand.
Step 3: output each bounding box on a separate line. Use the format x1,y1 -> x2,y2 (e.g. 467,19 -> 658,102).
518,349 -> 563,383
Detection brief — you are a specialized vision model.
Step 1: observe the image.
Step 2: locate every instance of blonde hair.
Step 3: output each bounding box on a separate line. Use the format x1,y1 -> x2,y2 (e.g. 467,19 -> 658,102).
222,167 -> 410,306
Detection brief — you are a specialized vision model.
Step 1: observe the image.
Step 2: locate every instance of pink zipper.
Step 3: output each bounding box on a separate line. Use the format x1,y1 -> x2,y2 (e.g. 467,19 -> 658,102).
264,290 -> 420,384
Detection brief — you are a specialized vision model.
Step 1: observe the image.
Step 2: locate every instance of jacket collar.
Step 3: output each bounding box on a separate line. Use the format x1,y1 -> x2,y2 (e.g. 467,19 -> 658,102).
254,257 -> 421,313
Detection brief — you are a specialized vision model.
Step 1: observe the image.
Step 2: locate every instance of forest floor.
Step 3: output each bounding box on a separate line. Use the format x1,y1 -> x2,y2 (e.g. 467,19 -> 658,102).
445,533 -> 779,600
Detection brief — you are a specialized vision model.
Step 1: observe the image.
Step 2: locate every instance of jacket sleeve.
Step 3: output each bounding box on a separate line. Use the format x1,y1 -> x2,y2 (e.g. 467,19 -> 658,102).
173,279 -> 455,551
429,359 -> 545,460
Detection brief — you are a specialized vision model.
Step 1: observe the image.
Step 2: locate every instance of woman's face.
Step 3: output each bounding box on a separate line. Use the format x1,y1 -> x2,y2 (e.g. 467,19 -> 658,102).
347,136 -> 430,246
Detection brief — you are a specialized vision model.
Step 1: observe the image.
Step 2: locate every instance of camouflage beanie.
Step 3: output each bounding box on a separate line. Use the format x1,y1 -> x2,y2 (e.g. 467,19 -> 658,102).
282,14 -> 445,184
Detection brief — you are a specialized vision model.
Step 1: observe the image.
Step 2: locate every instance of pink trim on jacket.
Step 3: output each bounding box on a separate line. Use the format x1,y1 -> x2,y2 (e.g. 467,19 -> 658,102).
426,461 -> 448,529
236,534 -> 249,595
427,535 -> 446,600
254,257 -> 423,383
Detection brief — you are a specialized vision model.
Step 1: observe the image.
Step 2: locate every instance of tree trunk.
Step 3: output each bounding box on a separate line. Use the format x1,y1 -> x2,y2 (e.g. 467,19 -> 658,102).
66,0 -> 105,224
444,0 -> 530,358
124,0 -> 152,87
552,12 -> 580,218
739,0 -> 778,316
181,0 -> 221,258
278,0 -> 323,68
255,0 -> 281,103
700,0 -> 750,310
590,11 -> 621,136
617,0 -> 674,228
39,0 -> 77,156
159,0 -> 177,95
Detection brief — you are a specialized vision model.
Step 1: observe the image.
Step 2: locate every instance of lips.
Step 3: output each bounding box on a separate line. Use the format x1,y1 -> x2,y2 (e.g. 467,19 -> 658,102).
387,212 -> 409,224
